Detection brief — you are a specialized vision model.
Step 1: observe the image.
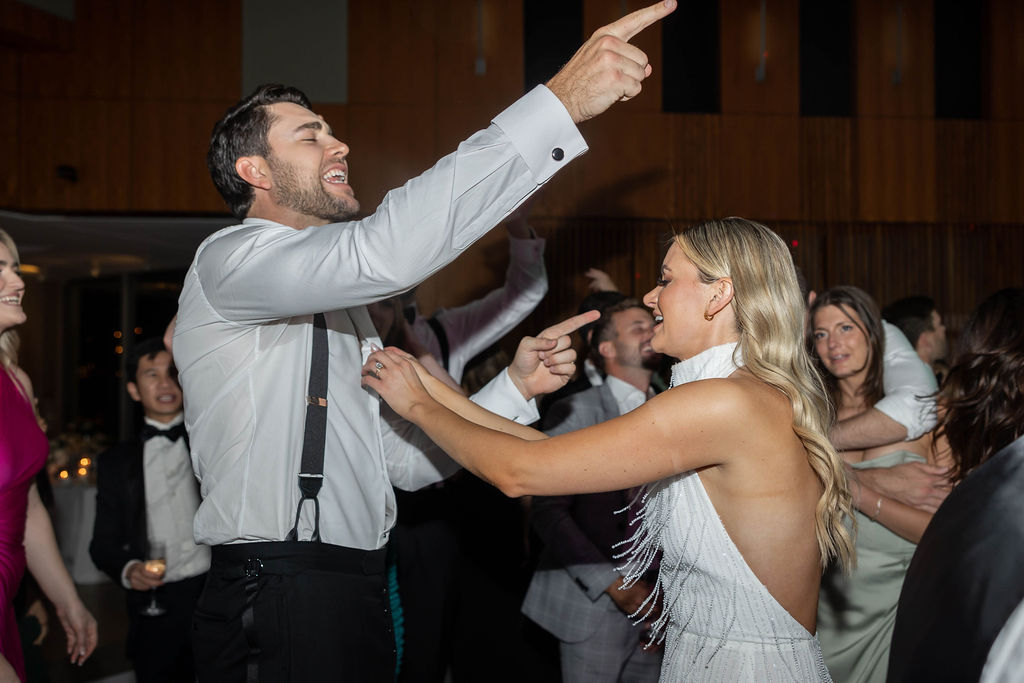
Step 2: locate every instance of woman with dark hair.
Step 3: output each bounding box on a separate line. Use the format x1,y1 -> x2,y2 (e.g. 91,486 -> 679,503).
0,230 -> 97,682
934,288 -> 1024,484
808,285 -> 946,683
888,288 -> 1024,682
364,218 -> 854,681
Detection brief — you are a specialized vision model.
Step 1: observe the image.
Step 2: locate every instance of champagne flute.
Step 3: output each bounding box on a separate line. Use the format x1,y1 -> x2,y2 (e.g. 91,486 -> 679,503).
140,541 -> 167,617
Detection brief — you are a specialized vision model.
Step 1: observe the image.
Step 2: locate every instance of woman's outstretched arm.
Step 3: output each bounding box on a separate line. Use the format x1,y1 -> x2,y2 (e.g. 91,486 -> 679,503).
364,349 -> 744,497
381,310 -> 600,441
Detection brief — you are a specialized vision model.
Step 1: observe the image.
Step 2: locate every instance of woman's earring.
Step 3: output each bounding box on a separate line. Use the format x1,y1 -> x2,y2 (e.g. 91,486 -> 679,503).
703,309 -> 715,321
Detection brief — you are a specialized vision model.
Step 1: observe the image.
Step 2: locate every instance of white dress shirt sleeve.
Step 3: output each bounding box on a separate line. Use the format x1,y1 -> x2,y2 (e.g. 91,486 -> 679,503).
428,234 -> 547,382
381,368 -> 538,491
196,86 -> 584,324
877,321 -> 938,439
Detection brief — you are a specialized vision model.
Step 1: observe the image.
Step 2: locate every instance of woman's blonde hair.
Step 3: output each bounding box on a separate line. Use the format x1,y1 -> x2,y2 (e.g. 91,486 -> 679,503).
0,229 -> 21,369
675,217 -> 855,571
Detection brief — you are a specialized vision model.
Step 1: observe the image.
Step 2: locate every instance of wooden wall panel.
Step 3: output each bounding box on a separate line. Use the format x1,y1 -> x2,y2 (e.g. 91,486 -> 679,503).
718,114 -> 800,220
987,122 -> 1024,224
130,0 -> 241,101
0,47 -> 17,94
435,0 -> 523,110
935,121 -> 989,223
19,0 -> 132,99
854,117 -> 936,221
672,114 -> 720,220
0,93 -> 17,204
18,98 -> 131,210
348,1 -> 436,106
347,104 -> 437,214
129,100 -> 237,212
800,118 -> 853,222
855,0 -> 934,117
0,0 -> 71,50
720,0 -> 799,115
986,0 -> 1024,120
556,108 -> 675,218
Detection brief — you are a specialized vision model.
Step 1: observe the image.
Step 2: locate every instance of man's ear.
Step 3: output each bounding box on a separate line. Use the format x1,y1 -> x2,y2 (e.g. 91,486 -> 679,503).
126,381 -> 142,403
598,339 -> 616,361
707,277 -> 735,318
235,156 -> 272,191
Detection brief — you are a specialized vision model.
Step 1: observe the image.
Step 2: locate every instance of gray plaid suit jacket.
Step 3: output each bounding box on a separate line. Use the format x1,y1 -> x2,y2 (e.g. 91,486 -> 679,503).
521,382 -> 635,642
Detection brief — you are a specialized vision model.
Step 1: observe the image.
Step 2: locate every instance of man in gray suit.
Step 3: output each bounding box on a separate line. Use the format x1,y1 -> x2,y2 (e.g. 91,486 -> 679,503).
522,298 -> 663,682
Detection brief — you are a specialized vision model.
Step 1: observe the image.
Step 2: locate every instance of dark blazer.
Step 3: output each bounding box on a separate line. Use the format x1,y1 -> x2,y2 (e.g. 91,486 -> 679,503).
89,439 -> 149,592
522,383 -> 633,642
888,433 -> 1024,682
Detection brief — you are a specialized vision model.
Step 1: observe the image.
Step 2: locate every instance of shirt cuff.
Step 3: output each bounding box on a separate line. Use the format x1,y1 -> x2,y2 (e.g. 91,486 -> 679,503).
121,559 -> 142,589
508,233 -> 545,262
875,395 -> 937,440
470,368 -> 539,425
492,85 -> 587,185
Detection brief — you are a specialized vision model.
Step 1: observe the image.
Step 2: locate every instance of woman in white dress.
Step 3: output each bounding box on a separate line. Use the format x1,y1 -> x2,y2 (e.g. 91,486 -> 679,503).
364,217 -> 854,681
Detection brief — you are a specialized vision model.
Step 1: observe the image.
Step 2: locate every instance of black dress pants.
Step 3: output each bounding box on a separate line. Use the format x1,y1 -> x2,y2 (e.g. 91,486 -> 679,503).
193,541 -> 395,683
127,572 -> 206,683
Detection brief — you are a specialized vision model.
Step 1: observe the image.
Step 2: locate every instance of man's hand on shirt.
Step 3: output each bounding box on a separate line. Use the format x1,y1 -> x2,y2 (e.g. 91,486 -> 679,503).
850,461 -> 951,513
508,310 -> 600,399
126,561 -> 165,591
546,0 -> 676,123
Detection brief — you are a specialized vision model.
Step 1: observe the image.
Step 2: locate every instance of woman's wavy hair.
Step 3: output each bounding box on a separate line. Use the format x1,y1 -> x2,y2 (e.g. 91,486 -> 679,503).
806,286 -> 886,412
675,218 -> 855,571
0,229 -> 21,369
936,288 -> 1024,483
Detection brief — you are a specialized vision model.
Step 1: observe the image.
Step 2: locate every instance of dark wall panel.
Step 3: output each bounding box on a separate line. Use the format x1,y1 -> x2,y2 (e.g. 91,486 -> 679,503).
800,0 -> 853,116
662,0 -> 719,113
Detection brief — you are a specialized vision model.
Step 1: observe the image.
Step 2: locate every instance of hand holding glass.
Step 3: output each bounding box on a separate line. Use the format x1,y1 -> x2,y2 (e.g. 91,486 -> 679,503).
140,542 -> 167,617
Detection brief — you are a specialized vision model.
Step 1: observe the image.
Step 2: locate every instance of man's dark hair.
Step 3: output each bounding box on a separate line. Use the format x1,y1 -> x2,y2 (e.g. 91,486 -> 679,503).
576,290 -> 626,345
126,338 -> 171,384
882,295 -> 937,348
588,298 -> 645,371
208,84 -> 313,220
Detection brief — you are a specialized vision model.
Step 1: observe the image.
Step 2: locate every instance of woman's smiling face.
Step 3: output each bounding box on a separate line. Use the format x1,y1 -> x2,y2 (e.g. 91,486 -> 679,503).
812,304 -> 871,382
642,243 -> 714,359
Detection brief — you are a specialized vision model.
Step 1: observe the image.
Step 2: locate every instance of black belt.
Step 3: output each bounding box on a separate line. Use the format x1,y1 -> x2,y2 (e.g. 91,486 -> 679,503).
211,541 -> 387,578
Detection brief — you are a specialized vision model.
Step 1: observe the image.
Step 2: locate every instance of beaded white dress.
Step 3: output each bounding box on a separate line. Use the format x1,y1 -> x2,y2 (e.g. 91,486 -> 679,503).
619,343 -> 832,682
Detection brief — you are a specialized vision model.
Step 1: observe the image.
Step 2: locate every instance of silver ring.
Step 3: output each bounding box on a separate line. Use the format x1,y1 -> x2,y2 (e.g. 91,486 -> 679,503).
375,361 -> 384,370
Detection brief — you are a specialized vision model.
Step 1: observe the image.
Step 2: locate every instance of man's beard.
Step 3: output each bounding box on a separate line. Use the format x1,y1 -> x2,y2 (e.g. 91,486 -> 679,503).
268,155 -> 359,223
641,351 -> 663,372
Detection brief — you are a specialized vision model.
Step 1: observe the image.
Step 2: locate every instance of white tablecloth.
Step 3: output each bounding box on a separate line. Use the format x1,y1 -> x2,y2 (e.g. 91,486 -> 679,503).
51,483 -> 108,585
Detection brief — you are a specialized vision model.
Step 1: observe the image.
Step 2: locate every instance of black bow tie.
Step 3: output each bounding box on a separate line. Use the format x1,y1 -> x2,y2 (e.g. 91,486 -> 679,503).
140,423 -> 188,444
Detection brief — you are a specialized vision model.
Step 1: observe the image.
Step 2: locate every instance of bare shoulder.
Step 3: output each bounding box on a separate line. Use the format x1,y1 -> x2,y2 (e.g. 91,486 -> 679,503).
651,370 -> 788,422
640,371 -> 791,467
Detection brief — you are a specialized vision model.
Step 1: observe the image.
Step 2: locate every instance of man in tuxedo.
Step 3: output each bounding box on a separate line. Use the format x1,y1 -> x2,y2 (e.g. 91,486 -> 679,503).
90,338 -> 209,683
522,298 -> 663,683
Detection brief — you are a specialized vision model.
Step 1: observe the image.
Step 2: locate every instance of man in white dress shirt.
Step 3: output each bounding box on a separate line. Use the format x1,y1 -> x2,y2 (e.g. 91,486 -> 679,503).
90,339 -> 209,683
173,4 -> 678,681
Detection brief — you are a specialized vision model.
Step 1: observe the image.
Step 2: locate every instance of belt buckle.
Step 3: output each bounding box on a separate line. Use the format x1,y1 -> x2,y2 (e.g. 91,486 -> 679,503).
244,557 -> 263,578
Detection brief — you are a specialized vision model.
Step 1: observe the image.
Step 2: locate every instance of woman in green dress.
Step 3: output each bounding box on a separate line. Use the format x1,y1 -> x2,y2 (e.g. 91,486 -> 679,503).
809,286 -> 948,683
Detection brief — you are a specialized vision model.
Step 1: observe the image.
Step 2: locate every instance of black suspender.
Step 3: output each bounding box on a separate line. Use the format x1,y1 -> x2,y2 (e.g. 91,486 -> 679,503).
426,314 -> 450,371
285,312 -> 329,543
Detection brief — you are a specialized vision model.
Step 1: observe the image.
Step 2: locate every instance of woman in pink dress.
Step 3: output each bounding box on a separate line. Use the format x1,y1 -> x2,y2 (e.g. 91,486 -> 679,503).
0,229 -> 96,682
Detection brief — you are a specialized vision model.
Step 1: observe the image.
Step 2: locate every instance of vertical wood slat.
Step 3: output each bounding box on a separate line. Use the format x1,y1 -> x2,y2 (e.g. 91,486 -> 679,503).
855,0 -> 935,118
800,118 -> 853,223
720,0 -> 800,115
